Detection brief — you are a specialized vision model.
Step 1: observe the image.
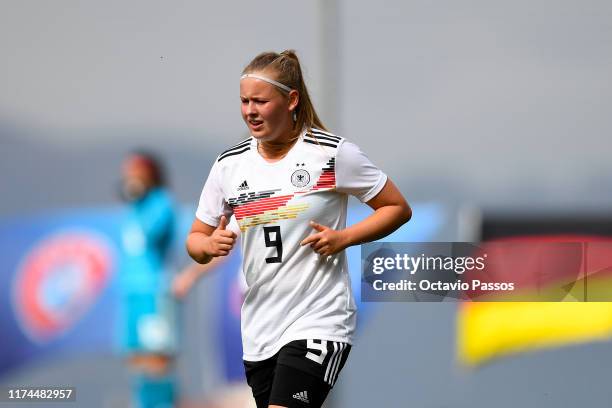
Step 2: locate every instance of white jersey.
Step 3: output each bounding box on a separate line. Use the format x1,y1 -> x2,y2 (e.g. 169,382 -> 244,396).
196,128 -> 387,361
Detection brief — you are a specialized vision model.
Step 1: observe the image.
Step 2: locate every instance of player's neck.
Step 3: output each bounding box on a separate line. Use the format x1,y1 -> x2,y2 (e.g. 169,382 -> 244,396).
257,130 -> 299,162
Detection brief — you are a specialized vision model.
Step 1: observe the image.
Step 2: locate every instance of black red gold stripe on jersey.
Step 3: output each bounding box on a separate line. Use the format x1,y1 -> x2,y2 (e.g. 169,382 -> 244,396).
311,158 -> 336,191
237,203 -> 311,230
229,159 -> 337,231
231,194 -> 302,218
227,189 -> 307,231
227,189 -> 279,207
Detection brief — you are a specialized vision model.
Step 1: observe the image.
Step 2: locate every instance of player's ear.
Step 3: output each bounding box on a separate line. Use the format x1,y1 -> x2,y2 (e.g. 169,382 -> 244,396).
288,89 -> 299,111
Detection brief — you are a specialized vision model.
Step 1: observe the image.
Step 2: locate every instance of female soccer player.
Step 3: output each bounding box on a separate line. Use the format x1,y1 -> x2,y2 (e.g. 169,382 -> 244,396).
118,151 -> 177,408
187,50 -> 411,408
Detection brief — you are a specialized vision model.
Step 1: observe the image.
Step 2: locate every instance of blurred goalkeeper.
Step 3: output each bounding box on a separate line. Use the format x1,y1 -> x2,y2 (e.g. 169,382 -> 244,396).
117,150 -> 178,408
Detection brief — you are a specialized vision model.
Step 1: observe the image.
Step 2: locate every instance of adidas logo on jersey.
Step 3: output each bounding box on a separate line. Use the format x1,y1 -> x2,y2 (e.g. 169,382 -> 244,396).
292,391 -> 310,403
237,180 -> 249,191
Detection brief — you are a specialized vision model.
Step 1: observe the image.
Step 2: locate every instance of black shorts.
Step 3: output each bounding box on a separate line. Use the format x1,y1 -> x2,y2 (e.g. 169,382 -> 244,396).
244,339 -> 351,408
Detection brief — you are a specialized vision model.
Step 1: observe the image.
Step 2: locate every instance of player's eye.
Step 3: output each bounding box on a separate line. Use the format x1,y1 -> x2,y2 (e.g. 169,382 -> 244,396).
240,98 -> 248,104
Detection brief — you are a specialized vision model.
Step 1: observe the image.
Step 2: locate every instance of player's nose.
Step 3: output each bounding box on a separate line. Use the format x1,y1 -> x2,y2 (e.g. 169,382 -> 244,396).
245,101 -> 257,116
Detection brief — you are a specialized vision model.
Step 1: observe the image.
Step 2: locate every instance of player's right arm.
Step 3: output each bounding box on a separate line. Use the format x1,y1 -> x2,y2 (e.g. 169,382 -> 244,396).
186,215 -> 237,264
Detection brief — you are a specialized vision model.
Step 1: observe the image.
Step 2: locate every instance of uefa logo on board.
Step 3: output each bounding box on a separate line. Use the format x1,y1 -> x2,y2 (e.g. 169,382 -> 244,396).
11,230 -> 115,343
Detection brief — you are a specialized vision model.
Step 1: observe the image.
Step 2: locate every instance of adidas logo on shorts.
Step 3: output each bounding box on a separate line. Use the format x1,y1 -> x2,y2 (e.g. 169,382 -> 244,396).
292,390 -> 310,403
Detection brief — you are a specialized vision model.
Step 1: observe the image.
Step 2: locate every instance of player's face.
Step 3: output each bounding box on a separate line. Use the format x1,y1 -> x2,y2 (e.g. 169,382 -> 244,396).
120,157 -> 153,201
240,73 -> 293,142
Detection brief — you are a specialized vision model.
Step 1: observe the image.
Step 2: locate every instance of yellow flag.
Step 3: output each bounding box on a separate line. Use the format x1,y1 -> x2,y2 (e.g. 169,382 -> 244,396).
457,302 -> 612,366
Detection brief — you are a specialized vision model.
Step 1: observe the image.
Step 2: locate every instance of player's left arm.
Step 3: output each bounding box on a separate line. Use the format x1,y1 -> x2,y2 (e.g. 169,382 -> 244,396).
172,255 -> 227,299
301,178 -> 411,256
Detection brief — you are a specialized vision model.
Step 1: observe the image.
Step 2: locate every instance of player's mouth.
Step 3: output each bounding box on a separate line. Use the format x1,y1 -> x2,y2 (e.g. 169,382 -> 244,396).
248,119 -> 264,131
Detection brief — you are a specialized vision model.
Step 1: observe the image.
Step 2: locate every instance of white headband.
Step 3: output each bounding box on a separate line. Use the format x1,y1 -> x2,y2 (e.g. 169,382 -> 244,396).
240,73 -> 292,93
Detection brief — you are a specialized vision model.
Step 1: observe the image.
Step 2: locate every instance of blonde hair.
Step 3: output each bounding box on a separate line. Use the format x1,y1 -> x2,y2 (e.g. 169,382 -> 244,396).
242,50 -> 328,134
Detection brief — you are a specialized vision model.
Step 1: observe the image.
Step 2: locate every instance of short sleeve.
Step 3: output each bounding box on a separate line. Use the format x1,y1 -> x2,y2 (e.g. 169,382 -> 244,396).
335,140 -> 388,202
195,160 -> 233,227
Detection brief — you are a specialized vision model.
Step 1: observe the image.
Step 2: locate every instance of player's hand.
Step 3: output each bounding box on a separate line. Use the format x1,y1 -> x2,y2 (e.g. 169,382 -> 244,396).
204,215 -> 237,257
171,271 -> 196,299
300,221 -> 348,256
